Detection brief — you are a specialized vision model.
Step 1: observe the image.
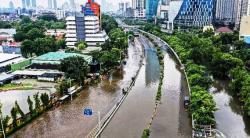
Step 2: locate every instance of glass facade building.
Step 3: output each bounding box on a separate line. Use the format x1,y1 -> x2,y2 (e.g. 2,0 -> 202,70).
146,0 -> 160,19
174,0 -> 215,27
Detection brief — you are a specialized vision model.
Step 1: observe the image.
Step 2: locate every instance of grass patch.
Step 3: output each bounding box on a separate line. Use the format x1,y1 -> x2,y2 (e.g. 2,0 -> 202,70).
0,83 -> 33,91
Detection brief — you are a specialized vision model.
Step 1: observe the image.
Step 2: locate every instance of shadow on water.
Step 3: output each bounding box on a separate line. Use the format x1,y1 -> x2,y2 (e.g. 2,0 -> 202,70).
212,80 -> 250,137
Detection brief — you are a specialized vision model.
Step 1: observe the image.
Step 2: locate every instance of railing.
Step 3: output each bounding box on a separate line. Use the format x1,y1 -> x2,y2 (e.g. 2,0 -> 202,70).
85,39 -> 144,138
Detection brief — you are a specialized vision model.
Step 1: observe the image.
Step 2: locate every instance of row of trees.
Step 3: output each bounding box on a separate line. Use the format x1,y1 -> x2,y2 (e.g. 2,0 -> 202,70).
0,21 -> 12,28
0,93 -> 50,135
15,16 -> 66,58
142,22 -> 250,122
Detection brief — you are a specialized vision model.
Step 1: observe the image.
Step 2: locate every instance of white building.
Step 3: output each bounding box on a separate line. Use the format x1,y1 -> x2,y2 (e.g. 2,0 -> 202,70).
65,15 -> 108,47
66,16 -> 78,47
55,10 -> 66,19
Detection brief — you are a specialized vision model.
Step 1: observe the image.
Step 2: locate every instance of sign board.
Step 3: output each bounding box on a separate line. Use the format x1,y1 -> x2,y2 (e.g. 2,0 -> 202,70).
83,108 -> 93,116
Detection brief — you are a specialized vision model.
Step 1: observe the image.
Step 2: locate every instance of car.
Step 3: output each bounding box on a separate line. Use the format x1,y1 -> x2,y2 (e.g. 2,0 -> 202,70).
184,96 -> 190,108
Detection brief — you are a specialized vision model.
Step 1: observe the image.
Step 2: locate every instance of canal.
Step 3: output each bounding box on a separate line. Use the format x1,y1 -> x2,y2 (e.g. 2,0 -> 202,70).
212,80 -> 250,138
9,40 -> 142,138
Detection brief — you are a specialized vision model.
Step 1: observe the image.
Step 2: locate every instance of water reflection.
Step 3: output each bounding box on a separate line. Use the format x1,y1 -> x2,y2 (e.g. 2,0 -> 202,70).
212,80 -> 250,137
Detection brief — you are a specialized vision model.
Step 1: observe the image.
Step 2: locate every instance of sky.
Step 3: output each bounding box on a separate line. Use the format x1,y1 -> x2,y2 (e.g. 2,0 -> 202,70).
0,0 -> 130,11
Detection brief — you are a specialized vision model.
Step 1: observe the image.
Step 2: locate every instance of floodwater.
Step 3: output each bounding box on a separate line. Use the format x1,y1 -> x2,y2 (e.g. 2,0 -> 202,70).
101,35 -> 160,138
150,49 -> 192,138
9,41 -> 142,138
212,80 -> 250,138
0,79 -> 56,116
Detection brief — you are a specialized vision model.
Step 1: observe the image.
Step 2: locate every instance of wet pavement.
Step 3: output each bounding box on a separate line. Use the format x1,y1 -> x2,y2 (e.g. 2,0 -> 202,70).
0,79 -> 56,116
101,35 -> 160,138
9,41 -> 142,138
150,51 -> 192,138
212,80 -> 250,138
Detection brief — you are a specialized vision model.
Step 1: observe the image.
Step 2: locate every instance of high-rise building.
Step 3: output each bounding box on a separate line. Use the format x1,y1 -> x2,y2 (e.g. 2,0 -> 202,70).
70,0 -> 75,10
132,0 -> 146,19
9,1 -> 14,9
66,0 -> 108,47
31,0 -> 36,8
215,0 -> 238,24
48,0 -> 57,9
174,0 -> 215,27
53,0 -> 57,9
48,0 -> 52,9
22,0 -> 26,9
26,0 -> 31,8
241,0 -> 250,16
146,0 -> 160,19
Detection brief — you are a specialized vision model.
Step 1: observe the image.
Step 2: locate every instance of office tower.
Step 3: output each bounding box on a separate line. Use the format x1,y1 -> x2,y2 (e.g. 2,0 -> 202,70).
48,0 -> 52,9
146,0 -> 160,19
53,0 -> 57,9
31,0 -> 36,8
70,0 -> 75,10
132,0 -> 146,19
48,0 -> 57,9
66,0 -> 108,47
241,0 -> 250,16
174,0 -> 215,27
9,1 -> 14,9
22,0 -> 26,9
26,0 -> 31,8
215,0 -> 238,24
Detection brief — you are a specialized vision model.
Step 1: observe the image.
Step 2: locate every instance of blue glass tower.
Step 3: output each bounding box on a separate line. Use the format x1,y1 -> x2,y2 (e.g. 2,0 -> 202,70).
146,0 -> 160,20
174,0 -> 215,27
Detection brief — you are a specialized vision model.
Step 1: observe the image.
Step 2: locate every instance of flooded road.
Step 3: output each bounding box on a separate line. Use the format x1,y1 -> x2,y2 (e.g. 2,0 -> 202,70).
10,41 -> 142,138
150,50 -> 192,138
101,35 -> 160,138
212,81 -> 250,138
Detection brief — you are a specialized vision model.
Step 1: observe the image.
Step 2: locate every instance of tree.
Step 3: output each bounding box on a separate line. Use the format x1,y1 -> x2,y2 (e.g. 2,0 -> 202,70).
33,93 -> 41,113
10,107 -> 18,128
60,56 -> 89,85
14,32 -> 26,42
57,78 -> 70,96
33,37 -> 58,56
0,21 -> 12,28
211,53 -> 244,78
38,15 -> 58,21
77,41 -> 88,50
26,28 -> 45,40
56,38 -> 66,49
40,93 -> 50,109
15,101 -> 25,119
21,39 -> 33,57
27,96 -> 34,114
100,48 -> 121,71
101,14 -> 118,34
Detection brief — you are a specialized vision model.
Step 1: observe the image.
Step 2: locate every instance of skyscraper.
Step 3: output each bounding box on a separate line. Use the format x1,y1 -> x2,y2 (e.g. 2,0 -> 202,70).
48,0 -> 52,9
174,0 -> 215,27
9,1 -> 14,9
31,0 -> 36,8
215,0 -> 238,24
26,0 -> 31,8
22,0 -> 26,9
70,0 -> 75,10
53,0 -> 57,9
48,0 -> 57,9
146,0 -> 160,19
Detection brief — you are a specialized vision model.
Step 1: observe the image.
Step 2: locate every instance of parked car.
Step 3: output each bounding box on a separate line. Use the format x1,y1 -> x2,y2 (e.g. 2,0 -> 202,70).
184,96 -> 190,108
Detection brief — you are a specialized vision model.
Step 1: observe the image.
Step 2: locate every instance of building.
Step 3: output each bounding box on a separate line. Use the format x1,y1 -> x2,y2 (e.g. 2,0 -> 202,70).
174,0 -> 215,27
66,0 -> 108,47
132,0 -> 146,19
146,0 -> 159,20
0,42 -> 21,54
22,0 -> 26,9
0,53 -> 25,73
0,29 -> 16,42
48,0 -> 57,9
215,0 -> 238,25
26,0 -> 31,8
31,51 -> 92,69
31,0 -> 36,8
239,16 -> 250,44
165,0 -> 183,30
9,1 -> 14,9
55,9 -> 66,19
45,29 -> 66,40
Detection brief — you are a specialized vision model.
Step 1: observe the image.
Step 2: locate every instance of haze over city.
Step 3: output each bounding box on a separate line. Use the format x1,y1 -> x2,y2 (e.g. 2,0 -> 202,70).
0,0 -> 130,11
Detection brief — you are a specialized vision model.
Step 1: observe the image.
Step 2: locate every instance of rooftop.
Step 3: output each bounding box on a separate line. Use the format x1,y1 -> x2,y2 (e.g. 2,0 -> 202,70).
32,51 -> 92,65
216,27 -> 233,33
0,53 -> 22,63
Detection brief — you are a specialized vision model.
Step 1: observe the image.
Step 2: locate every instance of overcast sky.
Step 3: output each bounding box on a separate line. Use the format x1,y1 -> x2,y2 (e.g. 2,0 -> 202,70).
0,0 -> 131,11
